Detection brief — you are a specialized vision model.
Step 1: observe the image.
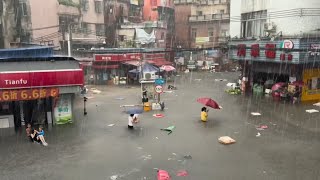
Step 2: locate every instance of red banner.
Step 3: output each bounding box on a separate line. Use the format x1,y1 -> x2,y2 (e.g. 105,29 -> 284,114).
0,88 -> 59,102
0,69 -> 84,89
94,54 -> 142,62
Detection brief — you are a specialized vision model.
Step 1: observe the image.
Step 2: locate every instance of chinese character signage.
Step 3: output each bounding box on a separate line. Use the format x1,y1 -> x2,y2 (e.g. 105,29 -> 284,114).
0,88 -> 59,102
250,44 -> 260,57
237,44 -> 246,57
265,44 -> 276,59
54,94 -> 72,125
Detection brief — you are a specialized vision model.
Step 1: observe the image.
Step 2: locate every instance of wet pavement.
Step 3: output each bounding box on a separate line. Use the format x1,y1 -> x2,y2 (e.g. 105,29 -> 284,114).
0,71 -> 320,180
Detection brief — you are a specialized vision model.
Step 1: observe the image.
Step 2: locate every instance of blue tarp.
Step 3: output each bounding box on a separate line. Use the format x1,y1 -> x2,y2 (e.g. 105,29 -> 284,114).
0,47 -> 54,59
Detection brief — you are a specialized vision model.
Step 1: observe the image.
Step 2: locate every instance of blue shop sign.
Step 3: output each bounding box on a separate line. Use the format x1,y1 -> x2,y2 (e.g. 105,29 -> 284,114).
155,78 -> 165,85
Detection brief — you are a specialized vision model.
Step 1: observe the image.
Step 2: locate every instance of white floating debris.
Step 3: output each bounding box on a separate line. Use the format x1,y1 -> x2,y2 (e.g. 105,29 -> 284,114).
155,137 -> 159,140
256,132 -> 261,137
226,83 -> 236,87
172,153 -> 177,156
90,88 -> 101,94
163,91 -> 173,93
251,112 -> 261,116
313,102 -> 320,107
306,109 -> 319,113
218,136 -> 236,145
194,79 -> 202,81
110,175 -> 119,180
108,124 -> 115,127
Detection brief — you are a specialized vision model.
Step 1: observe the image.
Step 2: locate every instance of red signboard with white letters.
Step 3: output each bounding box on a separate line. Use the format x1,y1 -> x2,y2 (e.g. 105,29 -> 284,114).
0,69 -> 84,89
94,54 -> 142,62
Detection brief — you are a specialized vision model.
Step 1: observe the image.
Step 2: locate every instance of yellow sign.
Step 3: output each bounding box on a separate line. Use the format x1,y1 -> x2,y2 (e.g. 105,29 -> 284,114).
302,69 -> 320,101
196,37 -> 209,44
0,88 -> 59,102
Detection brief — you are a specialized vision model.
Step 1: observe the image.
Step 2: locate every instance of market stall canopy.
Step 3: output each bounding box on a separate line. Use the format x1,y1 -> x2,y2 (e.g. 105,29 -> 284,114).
128,63 -> 163,74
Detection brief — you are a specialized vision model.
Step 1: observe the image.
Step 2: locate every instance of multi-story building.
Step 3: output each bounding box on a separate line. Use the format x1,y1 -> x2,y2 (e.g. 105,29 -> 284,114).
174,0 -> 230,49
143,0 -> 175,48
228,0 -> 320,102
29,0 -> 105,51
0,0 -> 33,48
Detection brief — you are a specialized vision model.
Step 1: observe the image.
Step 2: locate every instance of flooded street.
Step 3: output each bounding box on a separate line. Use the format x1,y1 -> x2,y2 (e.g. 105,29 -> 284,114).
0,72 -> 319,180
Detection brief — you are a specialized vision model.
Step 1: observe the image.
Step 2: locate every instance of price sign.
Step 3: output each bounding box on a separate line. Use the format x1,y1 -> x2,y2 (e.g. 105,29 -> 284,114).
155,85 -> 163,94
0,88 -> 59,102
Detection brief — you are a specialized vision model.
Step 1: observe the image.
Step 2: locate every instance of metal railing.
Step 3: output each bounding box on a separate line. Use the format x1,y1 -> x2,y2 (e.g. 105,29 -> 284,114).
189,14 -> 230,22
174,0 -> 229,5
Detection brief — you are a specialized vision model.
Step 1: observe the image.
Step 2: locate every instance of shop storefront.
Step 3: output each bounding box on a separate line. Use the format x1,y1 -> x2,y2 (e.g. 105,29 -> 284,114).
228,37 -> 320,102
0,56 -> 83,129
85,49 -> 172,85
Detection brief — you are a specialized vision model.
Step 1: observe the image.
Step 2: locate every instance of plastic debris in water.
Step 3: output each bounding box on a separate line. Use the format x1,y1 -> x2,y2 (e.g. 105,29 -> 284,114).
160,126 -> 175,135
110,175 -> 118,180
153,114 -> 164,118
251,112 -> 261,116
256,132 -> 261,137
176,170 -> 188,177
306,109 -> 319,113
183,155 -> 192,159
218,136 -> 236,145
108,124 -> 115,127
256,125 -> 268,130
313,102 -> 320,107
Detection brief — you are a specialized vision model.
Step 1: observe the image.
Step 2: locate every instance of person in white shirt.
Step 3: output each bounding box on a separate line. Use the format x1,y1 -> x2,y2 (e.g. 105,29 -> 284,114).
128,114 -> 138,129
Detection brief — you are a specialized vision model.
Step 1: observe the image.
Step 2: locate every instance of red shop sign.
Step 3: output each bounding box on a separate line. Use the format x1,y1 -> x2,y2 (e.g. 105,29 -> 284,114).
0,69 -> 84,89
0,88 -> 59,102
237,44 -> 246,57
265,44 -> 276,59
94,53 -> 142,62
251,44 -> 260,57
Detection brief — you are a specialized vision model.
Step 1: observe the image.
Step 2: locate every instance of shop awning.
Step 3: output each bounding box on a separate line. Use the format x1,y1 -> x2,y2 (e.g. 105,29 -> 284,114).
123,60 -> 141,66
92,65 -> 119,69
151,60 -> 173,67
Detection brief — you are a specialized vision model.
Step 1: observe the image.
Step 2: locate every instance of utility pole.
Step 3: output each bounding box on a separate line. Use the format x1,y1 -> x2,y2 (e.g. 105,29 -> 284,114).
67,24 -> 73,57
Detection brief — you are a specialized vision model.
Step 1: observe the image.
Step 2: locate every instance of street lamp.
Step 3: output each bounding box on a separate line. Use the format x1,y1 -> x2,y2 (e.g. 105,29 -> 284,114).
83,97 -> 88,115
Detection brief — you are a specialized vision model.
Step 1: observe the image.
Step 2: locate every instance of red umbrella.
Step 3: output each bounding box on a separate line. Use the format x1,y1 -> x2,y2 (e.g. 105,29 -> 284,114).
271,82 -> 286,91
197,97 -> 221,109
160,65 -> 176,72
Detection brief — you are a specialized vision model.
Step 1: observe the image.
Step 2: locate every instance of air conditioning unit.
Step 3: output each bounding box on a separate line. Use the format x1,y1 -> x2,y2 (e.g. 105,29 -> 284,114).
264,22 -> 276,32
143,72 -> 156,80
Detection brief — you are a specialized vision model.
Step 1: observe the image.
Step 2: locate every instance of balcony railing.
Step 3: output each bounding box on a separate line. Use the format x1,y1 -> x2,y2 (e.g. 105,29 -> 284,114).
174,0 -> 229,5
189,14 -> 230,22
120,21 -> 167,29
57,4 -> 80,16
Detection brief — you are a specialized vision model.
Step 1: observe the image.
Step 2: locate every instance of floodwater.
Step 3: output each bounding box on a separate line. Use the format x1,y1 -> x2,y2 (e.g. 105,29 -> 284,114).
0,71 -> 319,180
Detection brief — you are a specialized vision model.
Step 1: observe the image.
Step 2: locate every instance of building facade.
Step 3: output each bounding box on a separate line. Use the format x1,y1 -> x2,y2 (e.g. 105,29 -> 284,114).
30,0 -> 105,51
174,0 -> 230,49
0,47 -> 84,129
0,0 -> 33,48
228,0 -> 320,102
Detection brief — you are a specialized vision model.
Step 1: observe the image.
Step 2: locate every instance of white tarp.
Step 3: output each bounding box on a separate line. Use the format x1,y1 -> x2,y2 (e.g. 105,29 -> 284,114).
135,28 -> 156,44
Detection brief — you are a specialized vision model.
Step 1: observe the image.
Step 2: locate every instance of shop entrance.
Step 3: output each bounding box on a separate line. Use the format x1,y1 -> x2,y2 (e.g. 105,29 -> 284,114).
12,98 -> 53,128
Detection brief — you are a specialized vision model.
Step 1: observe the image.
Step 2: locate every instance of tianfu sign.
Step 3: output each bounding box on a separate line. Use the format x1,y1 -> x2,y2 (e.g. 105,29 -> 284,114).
0,69 -> 84,89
